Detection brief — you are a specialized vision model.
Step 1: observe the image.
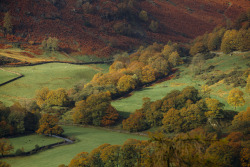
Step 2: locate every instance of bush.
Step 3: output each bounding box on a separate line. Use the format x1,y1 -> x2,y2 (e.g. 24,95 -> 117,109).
149,20 -> 158,32
42,37 -> 59,52
15,148 -> 25,155
35,144 -> 40,150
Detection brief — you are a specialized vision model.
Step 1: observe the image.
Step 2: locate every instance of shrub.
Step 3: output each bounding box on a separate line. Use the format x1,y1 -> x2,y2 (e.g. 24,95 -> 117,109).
15,147 -> 25,156
42,37 -> 59,51
149,20 -> 158,32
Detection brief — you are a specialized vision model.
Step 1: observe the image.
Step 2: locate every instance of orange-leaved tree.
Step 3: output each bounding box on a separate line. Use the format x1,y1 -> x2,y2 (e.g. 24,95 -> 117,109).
36,114 -> 64,136
0,138 -> 13,157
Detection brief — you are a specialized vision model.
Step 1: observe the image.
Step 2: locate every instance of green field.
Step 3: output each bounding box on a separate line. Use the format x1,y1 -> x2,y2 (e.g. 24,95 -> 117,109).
0,69 -> 19,85
9,134 -> 64,153
3,126 -> 147,167
112,52 -> 250,114
0,63 -> 109,106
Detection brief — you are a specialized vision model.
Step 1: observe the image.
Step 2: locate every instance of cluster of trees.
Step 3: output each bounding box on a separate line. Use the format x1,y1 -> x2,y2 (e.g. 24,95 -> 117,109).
0,101 -> 40,137
61,126 -> 249,167
190,27 -> 250,55
36,87 -> 69,108
190,10 -> 250,55
71,42 -> 182,102
72,92 -> 119,126
0,96 -> 65,138
122,86 -> 238,132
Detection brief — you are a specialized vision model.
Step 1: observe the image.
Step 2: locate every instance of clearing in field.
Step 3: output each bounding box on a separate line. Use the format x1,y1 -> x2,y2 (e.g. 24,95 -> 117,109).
112,52 -> 250,115
3,126 -> 147,167
0,63 -> 109,106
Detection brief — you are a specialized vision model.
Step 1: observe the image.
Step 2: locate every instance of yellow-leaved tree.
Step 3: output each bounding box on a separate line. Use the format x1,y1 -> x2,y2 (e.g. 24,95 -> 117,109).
227,88 -> 245,110
117,75 -> 137,92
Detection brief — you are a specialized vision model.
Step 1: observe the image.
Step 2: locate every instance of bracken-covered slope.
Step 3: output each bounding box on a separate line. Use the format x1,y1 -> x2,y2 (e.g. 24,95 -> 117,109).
0,0 -> 249,57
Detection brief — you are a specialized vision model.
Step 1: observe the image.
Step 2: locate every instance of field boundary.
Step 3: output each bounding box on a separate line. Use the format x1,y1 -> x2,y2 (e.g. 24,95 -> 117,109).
0,60 -> 113,68
0,68 -> 24,87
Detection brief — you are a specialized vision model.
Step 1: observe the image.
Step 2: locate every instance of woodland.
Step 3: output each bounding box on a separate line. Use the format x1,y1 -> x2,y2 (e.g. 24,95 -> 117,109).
0,0 -> 249,167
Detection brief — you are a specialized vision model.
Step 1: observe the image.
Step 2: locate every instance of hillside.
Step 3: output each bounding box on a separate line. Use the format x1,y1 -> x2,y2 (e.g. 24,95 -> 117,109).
0,0 -> 249,57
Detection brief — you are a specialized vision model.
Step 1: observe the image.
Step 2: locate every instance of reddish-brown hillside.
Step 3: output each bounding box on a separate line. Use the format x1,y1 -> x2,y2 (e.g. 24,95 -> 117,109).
0,0 -> 249,57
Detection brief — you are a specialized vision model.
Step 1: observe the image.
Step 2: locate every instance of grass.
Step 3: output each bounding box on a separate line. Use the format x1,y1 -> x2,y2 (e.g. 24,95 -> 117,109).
112,52 -> 250,115
0,63 -> 109,106
3,126 -> 147,167
0,69 -> 19,84
9,134 -> 64,153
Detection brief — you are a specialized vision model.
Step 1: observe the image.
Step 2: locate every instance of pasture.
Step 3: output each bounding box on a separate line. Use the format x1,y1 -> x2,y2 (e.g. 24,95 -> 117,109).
9,134 -> 64,153
0,69 -> 19,84
112,52 -> 250,114
3,126 -> 147,167
0,63 -> 109,106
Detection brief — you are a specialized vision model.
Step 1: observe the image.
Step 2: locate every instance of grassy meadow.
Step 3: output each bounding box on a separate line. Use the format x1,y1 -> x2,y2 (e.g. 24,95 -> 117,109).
0,63 -> 109,106
9,134 -> 64,153
3,126 -> 147,167
112,52 -> 250,115
0,69 -> 19,84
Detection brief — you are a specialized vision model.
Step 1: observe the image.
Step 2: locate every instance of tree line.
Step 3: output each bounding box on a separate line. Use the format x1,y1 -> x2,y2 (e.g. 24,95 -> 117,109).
122,86 -> 247,133
189,10 -> 250,55
59,126 -> 249,167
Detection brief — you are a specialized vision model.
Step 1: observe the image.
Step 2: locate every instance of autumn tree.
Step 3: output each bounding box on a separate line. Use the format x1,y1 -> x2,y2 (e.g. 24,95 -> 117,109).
190,42 -> 207,56
162,102 -> 206,132
205,140 -> 240,166
207,27 -> 226,51
168,51 -> 183,67
227,88 -> 245,110
101,105 -> 119,126
117,75 -> 137,92
68,152 -> 90,167
236,29 -> 250,51
89,143 -> 110,167
122,110 -> 148,132
0,161 -> 10,167
221,30 -> 238,54
141,65 -> 156,83
0,138 -> 13,157
120,140 -> 139,167
231,107 -> 250,134
151,56 -> 170,76
42,37 -> 59,51
36,87 -> 50,107
3,12 -> 13,35
46,88 -> 69,107
36,88 -> 69,107
100,145 -> 120,167
36,113 -> 64,136
72,92 -> 118,126
145,100 -> 163,127
109,61 -> 126,72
